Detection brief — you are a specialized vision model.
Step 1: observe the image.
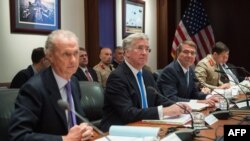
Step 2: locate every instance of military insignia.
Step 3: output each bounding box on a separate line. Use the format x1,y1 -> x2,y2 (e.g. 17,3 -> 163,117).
100,64 -> 105,70
209,59 -> 214,66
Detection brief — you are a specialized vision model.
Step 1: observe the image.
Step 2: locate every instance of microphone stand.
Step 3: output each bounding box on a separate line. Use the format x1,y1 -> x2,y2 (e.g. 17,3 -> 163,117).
147,86 -> 198,141
215,69 -> 250,110
57,100 -> 111,141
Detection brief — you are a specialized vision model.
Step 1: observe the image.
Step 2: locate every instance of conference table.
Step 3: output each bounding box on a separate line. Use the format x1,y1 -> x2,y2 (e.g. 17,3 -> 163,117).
94,94 -> 250,140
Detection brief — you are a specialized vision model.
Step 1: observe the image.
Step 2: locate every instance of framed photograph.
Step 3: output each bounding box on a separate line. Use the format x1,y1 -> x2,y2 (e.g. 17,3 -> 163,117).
10,0 -> 61,35
122,0 -> 145,38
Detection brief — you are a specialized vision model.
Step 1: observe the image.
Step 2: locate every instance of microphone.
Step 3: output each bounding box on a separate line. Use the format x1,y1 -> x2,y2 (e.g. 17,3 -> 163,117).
225,67 -> 244,70
147,86 -> 198,140
199,81 -> 232,120
57,100 -> 111,141
215,69 -> 250,109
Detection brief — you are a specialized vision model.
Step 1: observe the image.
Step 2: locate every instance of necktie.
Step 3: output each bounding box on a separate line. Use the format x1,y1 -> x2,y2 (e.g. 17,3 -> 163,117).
65,81 -> 77,128
137,71 -> 148,109
85,69 -> 93,81
223,64 -> 239,84
185,71 -> 189,86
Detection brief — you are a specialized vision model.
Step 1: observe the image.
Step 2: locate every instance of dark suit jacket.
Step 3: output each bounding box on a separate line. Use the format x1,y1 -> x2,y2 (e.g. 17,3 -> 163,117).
157,61 -> 206,102
10,65 -> 34,88
112,60 -> 119,69
74,67 -> 98,82
8,67 -> 85,141
100,62 -> 171,132
219,63 -> 242,83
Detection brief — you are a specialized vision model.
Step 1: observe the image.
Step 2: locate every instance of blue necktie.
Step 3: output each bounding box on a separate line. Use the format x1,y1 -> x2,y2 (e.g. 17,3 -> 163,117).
137,71 -> 148,109
65,81 -> 77,128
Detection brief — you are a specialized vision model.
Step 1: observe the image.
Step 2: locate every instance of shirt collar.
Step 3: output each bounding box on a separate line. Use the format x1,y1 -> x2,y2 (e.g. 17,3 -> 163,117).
177,59 -> 189,73
52,69 -> 69,90
125,60 -> 142,77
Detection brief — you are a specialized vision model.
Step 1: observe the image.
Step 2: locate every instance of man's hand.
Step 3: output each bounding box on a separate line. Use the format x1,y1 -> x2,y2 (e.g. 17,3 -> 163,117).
62,123 -> 94,141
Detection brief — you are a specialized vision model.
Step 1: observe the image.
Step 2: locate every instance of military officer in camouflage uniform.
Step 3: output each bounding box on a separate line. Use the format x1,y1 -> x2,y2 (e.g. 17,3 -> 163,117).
94,48 -> 115,87
195,42 -> 231,90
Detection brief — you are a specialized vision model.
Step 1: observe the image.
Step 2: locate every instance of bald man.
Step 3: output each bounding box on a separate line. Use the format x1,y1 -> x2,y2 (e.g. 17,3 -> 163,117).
93,48 -> 115,87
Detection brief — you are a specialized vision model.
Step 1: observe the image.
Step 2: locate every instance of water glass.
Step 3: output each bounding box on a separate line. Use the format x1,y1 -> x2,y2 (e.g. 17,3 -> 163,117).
191,112 -> 205,127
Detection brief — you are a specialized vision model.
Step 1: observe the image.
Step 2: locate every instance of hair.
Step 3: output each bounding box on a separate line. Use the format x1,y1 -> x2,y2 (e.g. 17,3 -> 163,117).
79,47 -> 86,52
122,33 -> 149,50
176,40 -> 197,56
45,30 -> 79,53
31,47 -> 45,64
212,41 -> 229,54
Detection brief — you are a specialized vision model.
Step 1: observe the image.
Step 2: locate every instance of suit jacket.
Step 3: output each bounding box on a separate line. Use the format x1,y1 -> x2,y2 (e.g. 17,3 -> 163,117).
74,67 -> 98,82
157,61 -> 206,102
100,62 -> 171,132
219,63 -> 242,83
8,67 -> 85,141
10,65 -> 34,88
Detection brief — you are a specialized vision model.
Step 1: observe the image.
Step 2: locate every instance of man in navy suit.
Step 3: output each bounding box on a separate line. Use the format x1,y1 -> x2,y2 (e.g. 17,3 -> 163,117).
100,33 -> 191,132
74,47 -> 98,82
8,30 -> 93,141
157,40 -> 218,106
10,47 -> 50,88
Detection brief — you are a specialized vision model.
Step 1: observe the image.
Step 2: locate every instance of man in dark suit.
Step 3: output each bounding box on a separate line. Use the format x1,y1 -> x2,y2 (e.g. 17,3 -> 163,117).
10,47 -> 50,88
112,47 -> 124,68
8,30 -> 93,141
74,47 -> 98,82
157,40 -> 218,106
100,33 -> 191,132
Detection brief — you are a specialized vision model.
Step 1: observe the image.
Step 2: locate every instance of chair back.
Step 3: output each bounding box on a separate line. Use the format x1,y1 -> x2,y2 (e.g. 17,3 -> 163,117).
78,81 -> 104,127
0,88 -> 19,141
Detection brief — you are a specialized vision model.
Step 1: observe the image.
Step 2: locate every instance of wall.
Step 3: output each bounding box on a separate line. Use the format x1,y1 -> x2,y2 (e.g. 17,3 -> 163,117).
116,0 -> 157,71
0,0 -> 85,82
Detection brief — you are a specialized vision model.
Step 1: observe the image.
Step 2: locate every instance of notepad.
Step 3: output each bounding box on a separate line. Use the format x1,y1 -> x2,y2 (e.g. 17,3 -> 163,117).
181,102 -> 209,111
142,114 -> 191,125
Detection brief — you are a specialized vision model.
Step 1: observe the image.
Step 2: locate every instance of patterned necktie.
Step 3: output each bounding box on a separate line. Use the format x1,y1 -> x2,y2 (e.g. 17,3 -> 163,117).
137,71 -> 148,109
65,81 -> 77,128
85,69 -> 93,81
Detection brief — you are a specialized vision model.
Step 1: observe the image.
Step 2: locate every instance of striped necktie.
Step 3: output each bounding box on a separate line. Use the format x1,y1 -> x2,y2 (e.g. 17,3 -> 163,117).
65,81 -> 77,128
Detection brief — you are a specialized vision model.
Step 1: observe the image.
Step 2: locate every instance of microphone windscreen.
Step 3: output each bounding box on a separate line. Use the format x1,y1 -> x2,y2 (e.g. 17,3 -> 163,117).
57,100 -> 70,110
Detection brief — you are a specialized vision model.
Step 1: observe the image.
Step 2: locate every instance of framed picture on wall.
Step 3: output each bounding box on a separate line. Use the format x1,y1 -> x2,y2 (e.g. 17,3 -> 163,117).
122,0 -> 145,38
10,0 -> 61,35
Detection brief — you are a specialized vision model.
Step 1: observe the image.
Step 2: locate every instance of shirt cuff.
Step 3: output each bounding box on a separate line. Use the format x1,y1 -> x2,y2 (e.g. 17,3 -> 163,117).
158,105 -> 164,120
190,100 -> 198,103
206,94 -> 212,99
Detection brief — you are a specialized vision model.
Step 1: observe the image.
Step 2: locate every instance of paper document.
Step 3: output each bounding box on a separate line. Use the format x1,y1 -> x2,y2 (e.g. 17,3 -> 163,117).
109,125 -> 160,137
182,102 -> 208,111
142,114 -> 191,125
95,135 -> 156,141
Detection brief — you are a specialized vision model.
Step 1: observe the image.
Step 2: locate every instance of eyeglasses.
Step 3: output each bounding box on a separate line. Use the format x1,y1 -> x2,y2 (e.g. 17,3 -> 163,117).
181,50 -> 196,56
134,46 -> 151,53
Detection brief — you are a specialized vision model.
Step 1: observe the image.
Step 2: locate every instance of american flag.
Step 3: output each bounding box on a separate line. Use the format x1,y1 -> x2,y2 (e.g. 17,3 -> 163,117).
171,0 -> 215,61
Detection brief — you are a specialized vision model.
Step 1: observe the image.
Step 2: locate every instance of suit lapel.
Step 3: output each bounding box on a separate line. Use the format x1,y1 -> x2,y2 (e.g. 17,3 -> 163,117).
42,68 -> 68,130
122,63 -> 142,107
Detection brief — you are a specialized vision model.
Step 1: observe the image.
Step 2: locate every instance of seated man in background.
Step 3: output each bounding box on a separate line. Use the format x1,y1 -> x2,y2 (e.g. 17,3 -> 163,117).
195,42 -> 231,90
8,30 -> 93,141
74,47 -> 98,82
218,41 -> 248,84
94,47 -> 115,87
112,47 -> 124,68
157,40 -> 218,106
100,33 -> 191,132
10,47 -> 50,88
